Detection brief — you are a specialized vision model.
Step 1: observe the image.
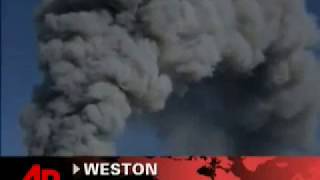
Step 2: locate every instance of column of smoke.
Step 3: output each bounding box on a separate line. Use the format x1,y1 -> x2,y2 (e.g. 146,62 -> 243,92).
21,0 -> 320,155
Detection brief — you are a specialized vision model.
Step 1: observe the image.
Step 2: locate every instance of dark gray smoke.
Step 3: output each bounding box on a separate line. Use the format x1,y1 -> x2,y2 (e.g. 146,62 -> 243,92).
21,0 -> 320,155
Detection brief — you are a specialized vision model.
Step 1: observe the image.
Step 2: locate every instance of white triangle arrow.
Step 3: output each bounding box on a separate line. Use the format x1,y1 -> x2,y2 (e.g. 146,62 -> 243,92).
73,164 -> 80,175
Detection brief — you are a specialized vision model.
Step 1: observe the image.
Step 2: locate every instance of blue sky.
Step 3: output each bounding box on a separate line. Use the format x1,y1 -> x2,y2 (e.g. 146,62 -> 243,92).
1,0 -> 320,156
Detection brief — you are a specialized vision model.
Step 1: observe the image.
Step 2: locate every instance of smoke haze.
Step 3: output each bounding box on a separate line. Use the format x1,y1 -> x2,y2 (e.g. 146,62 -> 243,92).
21,0 -> 320,155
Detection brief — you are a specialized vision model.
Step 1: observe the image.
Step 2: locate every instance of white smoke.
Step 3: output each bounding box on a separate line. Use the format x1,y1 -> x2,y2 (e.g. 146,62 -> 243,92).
21,0 -> 320,155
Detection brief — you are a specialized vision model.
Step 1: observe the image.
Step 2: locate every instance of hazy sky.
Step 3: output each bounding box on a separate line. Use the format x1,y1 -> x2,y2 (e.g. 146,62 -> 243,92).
1,0 -> 320,156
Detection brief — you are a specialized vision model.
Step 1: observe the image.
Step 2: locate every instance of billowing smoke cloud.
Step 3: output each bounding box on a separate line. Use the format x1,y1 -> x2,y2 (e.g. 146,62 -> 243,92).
21,0 -> 320,155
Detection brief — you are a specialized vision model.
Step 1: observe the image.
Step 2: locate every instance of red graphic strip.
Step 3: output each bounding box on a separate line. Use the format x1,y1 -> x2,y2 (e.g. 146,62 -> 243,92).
118,157 -> 320,180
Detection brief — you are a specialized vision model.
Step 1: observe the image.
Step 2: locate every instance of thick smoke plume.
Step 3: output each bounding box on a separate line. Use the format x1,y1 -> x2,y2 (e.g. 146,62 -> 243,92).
21,0 -> 320,155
